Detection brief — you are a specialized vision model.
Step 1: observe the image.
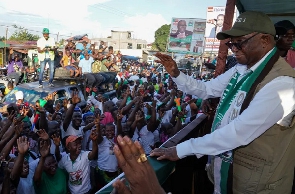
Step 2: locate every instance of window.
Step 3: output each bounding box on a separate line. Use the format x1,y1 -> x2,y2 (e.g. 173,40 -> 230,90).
128,43 -> 133,49
55,90 -> 67,103
137,44 -> 142,49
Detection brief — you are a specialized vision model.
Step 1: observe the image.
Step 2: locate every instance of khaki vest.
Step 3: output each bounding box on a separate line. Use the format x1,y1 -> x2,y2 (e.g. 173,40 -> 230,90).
233,57 -> 295,193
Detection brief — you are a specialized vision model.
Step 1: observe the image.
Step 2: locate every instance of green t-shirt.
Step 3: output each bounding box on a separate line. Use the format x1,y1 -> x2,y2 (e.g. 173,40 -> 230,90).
34,168 -> 68,194
154,84 -> 159,92
292,40 -> 295,49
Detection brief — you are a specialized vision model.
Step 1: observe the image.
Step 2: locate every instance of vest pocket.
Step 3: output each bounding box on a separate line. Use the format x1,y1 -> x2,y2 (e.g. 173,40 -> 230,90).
233,151 -> 267,193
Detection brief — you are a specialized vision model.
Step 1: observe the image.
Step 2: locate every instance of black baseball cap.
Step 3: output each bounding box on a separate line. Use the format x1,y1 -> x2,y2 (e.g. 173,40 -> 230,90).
274,20 -> 295,35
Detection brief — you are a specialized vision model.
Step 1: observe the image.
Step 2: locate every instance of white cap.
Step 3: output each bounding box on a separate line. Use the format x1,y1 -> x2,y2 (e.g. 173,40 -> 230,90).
15,91 -> 24,100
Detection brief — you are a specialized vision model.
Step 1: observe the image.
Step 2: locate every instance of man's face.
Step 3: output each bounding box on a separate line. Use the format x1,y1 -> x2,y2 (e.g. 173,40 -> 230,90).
21,160 -> 29,178
72,112 -> 82,128
68,138 -> 82,155
216,15 -> 224,27
178,21 -> 187,33
105,125 -> 115,139
84,53 -> 90,60
21,122 -> 32,136
177,90 -> 183,98
43,156 -> 57,175
85,115 -> 95,124
230,33 -> 263,66
105,101 -> 117,112
66,51 -> 71,57
43,33 -> 49,40
277,29 -> 295,51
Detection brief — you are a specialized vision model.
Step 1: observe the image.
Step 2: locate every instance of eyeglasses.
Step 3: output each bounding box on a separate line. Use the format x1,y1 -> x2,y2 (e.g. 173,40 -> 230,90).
225,33 -> 260,50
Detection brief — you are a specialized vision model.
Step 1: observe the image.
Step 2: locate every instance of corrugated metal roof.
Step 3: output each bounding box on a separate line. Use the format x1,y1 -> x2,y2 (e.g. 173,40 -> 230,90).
0,41 -> 10,48
236,0 -> 295,24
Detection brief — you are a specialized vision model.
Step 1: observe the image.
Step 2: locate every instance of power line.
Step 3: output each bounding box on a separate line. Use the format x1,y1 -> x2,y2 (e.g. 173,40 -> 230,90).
90,3 -> 135,18
0,24 -> 72,38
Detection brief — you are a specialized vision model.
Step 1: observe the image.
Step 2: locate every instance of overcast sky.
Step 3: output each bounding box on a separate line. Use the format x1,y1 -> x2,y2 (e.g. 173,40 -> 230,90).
0,0 -> 226,43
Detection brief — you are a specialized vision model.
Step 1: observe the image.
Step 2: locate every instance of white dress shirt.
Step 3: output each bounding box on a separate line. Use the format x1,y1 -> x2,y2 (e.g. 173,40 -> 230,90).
173,51 -> 295,159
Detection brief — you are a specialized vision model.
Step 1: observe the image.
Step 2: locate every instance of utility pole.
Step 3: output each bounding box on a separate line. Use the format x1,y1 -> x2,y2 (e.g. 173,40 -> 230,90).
3,27 -> 8,67
57,32 -> 59,43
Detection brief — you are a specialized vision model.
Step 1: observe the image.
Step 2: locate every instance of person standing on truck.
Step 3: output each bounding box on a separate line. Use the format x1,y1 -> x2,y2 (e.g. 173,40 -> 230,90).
37,28 -> 56,88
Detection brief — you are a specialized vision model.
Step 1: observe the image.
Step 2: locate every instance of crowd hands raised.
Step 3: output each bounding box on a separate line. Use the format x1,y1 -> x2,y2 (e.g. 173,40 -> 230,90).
0,52 -> 204,194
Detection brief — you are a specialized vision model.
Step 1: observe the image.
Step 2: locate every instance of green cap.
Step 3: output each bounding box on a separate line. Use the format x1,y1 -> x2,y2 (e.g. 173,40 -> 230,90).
217,11 -> 276,40
43,28 -> 50,34
39,99 -> 47,107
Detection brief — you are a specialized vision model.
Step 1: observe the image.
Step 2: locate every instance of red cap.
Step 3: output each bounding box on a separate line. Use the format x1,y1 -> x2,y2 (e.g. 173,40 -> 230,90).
66,135 -> 81,147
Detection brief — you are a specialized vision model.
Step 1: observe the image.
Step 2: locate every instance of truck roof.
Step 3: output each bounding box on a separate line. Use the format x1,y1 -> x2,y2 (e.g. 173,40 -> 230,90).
18,81 -> 82,93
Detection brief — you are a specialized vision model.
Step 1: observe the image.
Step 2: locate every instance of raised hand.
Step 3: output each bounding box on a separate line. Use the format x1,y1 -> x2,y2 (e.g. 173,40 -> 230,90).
36,129 -> 49,140
8,110 -> 16,121
51,134 -> 61,146
117,110 -> 124,121
45,91 -> 57,101
71,91 -> 81,105
89,129 -> 98,141
39,139 -> 50,158
15,122 -> 24,136
17,136 -> 30,155
154,53 -> 180,78
55,103 -> 61,112
112,136 -> 166,194
94,114 -> 100,126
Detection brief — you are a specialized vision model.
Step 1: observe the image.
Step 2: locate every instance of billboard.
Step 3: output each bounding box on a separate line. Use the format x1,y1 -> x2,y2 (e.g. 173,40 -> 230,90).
167,18 -> 206,55
205,6 -> 225,52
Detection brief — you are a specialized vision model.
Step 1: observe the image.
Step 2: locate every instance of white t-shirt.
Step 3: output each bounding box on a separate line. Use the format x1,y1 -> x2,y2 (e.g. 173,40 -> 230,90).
161,110 -> 173,124
37,37 -> 55,61
82,129 -> 93,151
16,159 -> 39,194
50,139 -> 64,155
97,137 -> 118,172
132,125 -> 154,154
58,151 -> 91,194
62,122 -> 84,138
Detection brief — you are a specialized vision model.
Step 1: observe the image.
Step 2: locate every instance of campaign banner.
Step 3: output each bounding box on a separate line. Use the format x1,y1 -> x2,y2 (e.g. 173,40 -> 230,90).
167,18 -> 206,55
204,6 -> 225,52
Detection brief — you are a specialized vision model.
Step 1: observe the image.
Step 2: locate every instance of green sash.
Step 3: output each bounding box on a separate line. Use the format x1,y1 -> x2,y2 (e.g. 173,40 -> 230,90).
211,48 -> 277,194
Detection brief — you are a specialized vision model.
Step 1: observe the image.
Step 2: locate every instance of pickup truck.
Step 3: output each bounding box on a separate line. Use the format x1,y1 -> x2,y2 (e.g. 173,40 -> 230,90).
0,80 -> 116,107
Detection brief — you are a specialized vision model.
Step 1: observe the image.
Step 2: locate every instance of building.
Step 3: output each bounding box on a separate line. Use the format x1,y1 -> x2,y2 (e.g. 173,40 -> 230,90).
91,30 -> 148,59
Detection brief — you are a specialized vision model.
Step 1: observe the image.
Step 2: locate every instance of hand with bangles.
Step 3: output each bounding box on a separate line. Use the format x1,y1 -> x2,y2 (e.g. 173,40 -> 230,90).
112,135 -> 165,194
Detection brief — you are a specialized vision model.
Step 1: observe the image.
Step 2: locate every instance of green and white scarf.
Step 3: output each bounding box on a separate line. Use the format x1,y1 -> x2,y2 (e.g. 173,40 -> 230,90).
211,47 -> 277,194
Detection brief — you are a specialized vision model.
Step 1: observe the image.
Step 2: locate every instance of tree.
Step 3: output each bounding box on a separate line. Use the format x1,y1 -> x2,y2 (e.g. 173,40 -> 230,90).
56,39 -> 65,47
9,25 -> 40,41
0,36 -> 5,41
152,24 -> 170,52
